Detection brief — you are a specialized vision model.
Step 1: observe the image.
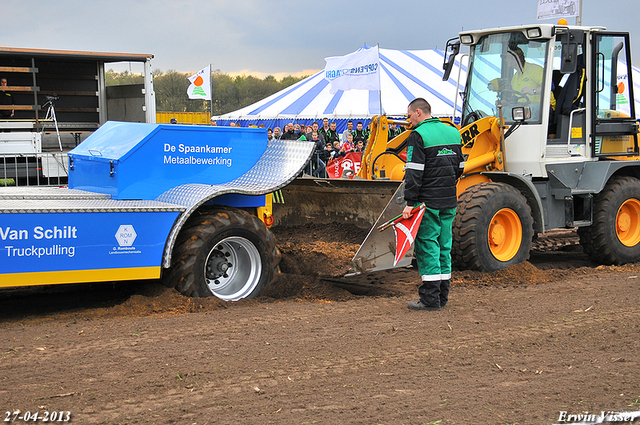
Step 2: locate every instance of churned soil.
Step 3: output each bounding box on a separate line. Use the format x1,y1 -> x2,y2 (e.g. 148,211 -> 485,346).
1,225 -> 639,425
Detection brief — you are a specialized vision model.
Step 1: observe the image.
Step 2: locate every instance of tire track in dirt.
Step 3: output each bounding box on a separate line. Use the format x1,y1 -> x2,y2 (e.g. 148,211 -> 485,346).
1,272 -> 639,425
2,224 -> 640,424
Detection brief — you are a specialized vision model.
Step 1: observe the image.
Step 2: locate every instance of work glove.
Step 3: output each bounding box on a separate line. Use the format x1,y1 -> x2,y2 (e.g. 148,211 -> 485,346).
488,78 -> 508,91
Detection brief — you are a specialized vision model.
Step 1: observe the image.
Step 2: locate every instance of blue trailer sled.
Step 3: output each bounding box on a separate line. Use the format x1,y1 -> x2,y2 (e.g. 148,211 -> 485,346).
0,122 -> 314,300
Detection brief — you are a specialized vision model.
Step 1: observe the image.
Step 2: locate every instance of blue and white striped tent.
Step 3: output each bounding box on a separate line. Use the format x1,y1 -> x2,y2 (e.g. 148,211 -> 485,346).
214,48 -> 468,132
214,47 -> 640,132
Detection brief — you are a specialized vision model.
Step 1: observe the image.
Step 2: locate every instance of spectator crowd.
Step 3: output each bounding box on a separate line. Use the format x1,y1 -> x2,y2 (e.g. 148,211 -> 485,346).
265,119 -> 374,178
207,116 -> 406,178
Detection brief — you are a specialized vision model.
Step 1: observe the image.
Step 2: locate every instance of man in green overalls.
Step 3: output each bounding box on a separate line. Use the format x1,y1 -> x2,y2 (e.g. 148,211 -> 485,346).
402,98 -> 464,311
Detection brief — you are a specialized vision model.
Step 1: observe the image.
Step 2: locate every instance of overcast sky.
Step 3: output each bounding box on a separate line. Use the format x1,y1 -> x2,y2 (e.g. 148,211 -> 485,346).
4,0 -> 639,78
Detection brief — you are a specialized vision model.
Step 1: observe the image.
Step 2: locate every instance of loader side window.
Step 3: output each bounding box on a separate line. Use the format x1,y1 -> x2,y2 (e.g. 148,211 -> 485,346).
594,35 -> 634,119
593,33 -> 638,156
547,40 -> 586,152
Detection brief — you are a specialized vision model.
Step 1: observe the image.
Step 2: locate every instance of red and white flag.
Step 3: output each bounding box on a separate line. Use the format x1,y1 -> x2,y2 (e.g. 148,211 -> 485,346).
392,205 -> 426,266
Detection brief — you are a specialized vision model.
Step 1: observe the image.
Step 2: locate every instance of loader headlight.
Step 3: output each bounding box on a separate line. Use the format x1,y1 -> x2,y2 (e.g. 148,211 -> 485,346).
526,27 -> 542,39
460,34 -> 474,45
512,106 -> 531,122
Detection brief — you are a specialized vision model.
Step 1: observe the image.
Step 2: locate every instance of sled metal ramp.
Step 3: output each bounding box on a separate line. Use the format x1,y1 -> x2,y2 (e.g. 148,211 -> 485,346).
0,186 -> 110,200
350,182 -> 414,274
157,137 -> 315,268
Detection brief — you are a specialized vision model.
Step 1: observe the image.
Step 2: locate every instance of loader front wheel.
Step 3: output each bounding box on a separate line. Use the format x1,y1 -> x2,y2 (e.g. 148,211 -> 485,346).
453,182 -> 534,272
578,176 -> 640,265
165,208 -> 280,300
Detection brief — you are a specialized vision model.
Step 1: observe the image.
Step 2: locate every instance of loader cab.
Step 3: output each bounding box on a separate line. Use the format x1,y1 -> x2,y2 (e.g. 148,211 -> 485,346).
459,26 -> 554,177
533,28 -> 638,161
461,30 -> 550,128
591,32 -> 638,157
546,28 -> 638,160
458,24 -> 638,177
546,28 -> 587,158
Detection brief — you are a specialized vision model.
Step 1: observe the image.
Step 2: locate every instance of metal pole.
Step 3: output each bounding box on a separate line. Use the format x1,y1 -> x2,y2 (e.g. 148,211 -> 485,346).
209,64 -> 213,119
32,58 -> 39,129
576,0 -> 583,26
377,44 -> 382,116
453,54 -> 468,125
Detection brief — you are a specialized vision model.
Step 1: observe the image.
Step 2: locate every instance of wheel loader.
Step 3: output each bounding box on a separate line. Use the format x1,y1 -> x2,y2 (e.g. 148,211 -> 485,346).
352,22 -> 640,274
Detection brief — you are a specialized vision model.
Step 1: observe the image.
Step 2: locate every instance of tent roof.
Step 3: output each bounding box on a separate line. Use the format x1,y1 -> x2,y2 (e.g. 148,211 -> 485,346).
215,48 -> 468,121
215,47 -> 640,122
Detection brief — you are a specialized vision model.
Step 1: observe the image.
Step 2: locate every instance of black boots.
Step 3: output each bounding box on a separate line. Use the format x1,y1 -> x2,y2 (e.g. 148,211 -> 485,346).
407,300 -> 441,311
407,279 -> 450,311
408,280 -> 441,311
440,279 -> 450,308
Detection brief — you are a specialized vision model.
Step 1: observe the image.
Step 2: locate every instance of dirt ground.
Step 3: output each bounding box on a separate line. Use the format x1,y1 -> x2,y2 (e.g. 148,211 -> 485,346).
1,224 -> 639,425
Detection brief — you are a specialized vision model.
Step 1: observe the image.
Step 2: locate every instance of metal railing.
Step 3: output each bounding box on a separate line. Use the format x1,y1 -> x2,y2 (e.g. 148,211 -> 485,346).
0,153 -> 69,187
302,152 -> 329,178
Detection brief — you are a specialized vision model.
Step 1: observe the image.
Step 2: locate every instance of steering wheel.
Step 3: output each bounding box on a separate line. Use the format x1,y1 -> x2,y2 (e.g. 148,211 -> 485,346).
462,110 -> 489,127
499,89 -> 531,105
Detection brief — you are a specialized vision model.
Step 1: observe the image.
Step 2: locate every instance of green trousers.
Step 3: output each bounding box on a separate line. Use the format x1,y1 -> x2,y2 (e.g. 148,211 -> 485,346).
413,206 -> 456,282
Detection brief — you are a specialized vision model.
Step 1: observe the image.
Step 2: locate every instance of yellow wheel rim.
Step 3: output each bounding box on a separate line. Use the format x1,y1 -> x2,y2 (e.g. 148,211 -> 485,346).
616,198 -> 640,247
488,208 -> 522,262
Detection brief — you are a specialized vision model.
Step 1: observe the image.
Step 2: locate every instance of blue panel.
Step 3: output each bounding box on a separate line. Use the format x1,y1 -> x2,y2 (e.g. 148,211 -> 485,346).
71,121 -> 162,159
0,210 -> 179,274
281,79 -> 330,115
69,122 -> 268,200
206,193 -> 266,208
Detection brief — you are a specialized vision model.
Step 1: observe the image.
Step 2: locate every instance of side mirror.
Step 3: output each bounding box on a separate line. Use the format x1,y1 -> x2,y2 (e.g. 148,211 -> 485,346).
559,29 -> 584,74
442,38 -> 461,81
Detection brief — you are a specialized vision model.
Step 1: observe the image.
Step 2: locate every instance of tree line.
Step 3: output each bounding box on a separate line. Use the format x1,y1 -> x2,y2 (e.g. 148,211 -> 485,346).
106,69 -> 306,116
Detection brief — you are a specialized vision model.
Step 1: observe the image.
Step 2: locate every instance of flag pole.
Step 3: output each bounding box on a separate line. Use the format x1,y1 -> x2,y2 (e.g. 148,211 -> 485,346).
209,64 -> 213,120
378,203 -> 425,232
576,0 -> 583,25
377,43 -> 382,116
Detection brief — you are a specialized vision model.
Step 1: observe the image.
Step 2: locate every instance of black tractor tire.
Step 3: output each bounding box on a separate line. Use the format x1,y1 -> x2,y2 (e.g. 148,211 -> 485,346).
578,176 -> 640,265
165,208 -> 280,300
453,182 -> 534,272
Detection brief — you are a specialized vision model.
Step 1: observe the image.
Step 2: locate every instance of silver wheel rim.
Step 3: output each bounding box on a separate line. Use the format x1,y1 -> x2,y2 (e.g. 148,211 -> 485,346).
204,236 -> 262,301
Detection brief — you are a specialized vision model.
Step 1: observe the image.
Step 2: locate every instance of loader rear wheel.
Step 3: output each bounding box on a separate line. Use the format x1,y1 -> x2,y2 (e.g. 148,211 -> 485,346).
453,182 -> 534,272
165,208 -> 280,300
578,176 -> 640,265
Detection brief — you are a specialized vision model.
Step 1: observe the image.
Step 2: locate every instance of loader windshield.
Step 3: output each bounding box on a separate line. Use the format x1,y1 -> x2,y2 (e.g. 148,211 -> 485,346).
462,31 -> 549,126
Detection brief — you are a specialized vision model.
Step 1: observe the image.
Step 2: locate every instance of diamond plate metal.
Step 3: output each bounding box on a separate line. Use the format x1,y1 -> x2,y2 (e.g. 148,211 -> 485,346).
0,187 -> 110,200
0,198 -> 185,213
158,138 -> 314,267
0,138 -> 314,270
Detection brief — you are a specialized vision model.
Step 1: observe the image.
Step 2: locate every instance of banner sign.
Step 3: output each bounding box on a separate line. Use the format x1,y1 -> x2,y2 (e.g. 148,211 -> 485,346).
326,152 -> 362,179
324,46 -> 380,95
617,61 -> 632,117
537,0 -> 579,20
0,210 -> 179,277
